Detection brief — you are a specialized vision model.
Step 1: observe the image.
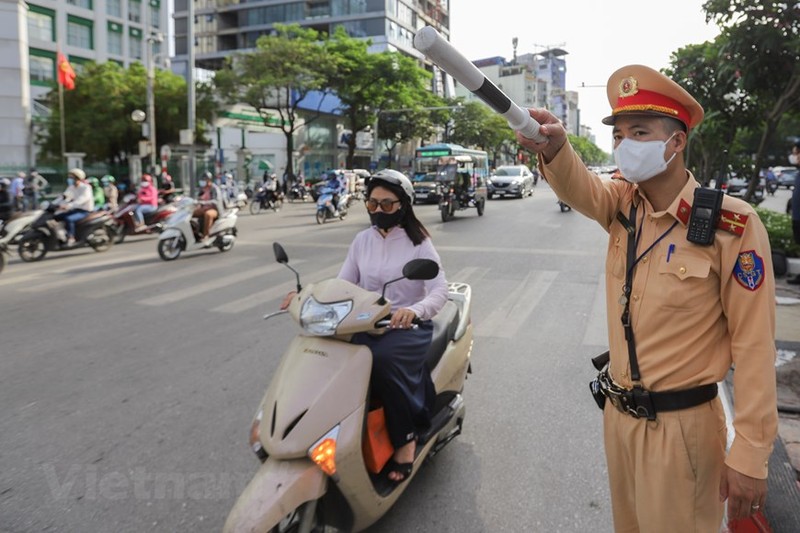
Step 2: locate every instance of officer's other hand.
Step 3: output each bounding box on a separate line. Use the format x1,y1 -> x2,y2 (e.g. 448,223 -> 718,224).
515,108 -> 567,163
719,464 -> 767,520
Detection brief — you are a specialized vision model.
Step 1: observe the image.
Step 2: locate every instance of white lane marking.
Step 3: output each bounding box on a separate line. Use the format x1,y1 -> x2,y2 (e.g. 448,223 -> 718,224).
138,265 -> 278,306
474,270 -> 559,338
212,263 -> 341,314
19,260 -> 158,292
90,258 -> 255,299
582,273 -> 608,347
447,266 -> 488,286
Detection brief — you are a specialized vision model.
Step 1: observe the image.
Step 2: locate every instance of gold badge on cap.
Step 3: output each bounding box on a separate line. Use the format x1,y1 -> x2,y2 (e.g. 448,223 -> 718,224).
619,76 -> 639,98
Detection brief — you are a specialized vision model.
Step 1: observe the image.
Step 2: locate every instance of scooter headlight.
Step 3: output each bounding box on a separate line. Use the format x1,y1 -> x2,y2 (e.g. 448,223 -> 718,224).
299,296 -> 352,336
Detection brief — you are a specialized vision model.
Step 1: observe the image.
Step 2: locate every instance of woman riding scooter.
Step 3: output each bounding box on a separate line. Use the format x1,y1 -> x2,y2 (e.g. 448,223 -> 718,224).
193,172 -> 223,239
283,168 -> 448,483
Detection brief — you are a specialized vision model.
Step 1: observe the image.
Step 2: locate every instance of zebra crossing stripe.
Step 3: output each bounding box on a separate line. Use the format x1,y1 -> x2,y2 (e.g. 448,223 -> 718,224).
474,270 -> 559,338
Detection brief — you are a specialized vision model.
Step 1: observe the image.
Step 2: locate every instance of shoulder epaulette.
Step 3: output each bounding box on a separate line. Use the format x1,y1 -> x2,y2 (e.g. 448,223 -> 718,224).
717,209 -> 748,236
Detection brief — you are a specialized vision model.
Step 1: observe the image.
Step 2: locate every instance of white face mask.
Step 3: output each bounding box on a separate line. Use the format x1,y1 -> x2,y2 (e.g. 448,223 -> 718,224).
613,133 -> 677,184
789,153 -> 798,166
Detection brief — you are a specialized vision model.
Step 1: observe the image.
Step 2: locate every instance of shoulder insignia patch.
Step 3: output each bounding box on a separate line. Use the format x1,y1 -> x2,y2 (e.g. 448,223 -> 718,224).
718,209 -> 748,236
676,199 -> 691,225
733,250 -> 765,291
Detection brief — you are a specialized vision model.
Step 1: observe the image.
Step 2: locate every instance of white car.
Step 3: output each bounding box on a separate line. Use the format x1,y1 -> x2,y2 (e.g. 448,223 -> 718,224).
488,166 -> 534,199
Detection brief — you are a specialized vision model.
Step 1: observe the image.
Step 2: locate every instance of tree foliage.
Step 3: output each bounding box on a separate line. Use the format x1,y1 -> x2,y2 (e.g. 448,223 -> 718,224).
325,27 -> 433,168
697,0 -> 800,199
37,61 -> 214,166
213,24 -> 331,179
569,134 -> 610,166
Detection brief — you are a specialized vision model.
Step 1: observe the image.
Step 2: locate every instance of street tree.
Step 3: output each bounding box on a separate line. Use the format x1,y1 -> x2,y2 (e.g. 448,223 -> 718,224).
214,24 -> 331,181
703,0 -> 800,201
448,102 -> 494,148
325,27 -> 433,169
569,134 -> 609,167
378,109 -> 436,170
38,61 -> 214,166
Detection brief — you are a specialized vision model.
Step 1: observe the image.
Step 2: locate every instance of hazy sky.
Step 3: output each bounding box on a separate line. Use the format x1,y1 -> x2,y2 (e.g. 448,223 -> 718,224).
449,0 -> 722,153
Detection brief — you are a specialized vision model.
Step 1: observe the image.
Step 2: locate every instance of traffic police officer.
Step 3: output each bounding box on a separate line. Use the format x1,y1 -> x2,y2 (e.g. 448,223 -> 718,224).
517,65 -> 777,531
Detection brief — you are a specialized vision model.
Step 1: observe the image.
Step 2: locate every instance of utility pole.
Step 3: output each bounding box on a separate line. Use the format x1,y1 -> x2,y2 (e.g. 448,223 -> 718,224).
187,0 -> 196,196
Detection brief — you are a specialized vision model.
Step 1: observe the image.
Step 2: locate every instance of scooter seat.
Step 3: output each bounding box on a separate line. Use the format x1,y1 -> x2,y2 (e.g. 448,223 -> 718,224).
425,301 -> 460,371
78,211 -> 107,224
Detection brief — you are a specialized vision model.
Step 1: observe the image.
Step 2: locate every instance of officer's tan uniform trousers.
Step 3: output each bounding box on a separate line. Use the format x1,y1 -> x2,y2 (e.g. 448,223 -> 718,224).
604,399 -> 726,532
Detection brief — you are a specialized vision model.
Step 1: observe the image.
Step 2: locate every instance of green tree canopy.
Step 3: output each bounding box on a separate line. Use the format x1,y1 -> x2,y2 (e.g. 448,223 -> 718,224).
38,61 -> 214,166
214,24 -> 331,179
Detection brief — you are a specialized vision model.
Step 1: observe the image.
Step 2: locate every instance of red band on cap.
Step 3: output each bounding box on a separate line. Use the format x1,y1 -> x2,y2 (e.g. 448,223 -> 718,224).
613,89 -> 691,128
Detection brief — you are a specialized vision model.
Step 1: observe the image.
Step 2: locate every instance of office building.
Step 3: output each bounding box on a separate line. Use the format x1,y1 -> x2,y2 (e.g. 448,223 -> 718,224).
171,0 -> 453,177
0,0 -> 169,168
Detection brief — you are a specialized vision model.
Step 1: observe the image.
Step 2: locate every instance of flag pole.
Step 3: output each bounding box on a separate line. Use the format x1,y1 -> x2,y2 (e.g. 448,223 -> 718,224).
59,75 -> 66,168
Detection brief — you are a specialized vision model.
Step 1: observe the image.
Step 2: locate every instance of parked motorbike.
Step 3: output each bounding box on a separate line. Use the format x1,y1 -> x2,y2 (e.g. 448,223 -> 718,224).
223,243 -> 473,532
315,187 -> 348,224
110,194 -> 178,244
156,197 -> 238,261
288,183 -> 309,203
250,186 -> 283,215
0,210 -> 43,274
17,202 -> 114,262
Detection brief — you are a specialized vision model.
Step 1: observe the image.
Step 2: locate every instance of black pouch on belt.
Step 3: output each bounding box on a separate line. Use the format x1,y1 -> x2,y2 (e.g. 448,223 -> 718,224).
589,351 -> 610,411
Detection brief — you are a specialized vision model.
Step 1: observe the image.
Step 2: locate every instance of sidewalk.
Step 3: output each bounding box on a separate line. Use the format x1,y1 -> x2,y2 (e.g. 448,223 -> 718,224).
775,277 -> 800,480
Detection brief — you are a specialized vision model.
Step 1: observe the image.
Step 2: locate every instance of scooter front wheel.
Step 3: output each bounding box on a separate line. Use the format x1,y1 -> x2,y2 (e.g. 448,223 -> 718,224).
158,236 -> 184,261
0,252 -> 6,275
269,499 -> 320,533
250,201 -> 264,216
111,221 -> 126,244
18,235 -> 47,262
89,228 -> 113,253
315,210 -> 325,224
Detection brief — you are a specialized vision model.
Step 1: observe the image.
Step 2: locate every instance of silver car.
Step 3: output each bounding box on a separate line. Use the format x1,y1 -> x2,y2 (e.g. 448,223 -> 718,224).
488,165 -> 534,199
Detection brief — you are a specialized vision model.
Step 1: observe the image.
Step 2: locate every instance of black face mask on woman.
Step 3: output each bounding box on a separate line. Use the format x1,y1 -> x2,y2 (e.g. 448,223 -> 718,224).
369,208 -> 404,230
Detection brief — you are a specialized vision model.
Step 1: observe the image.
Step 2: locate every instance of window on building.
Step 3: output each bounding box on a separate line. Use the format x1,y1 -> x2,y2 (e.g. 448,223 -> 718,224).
67,0 -> 93,9
106,0 -> 121,17
67,16 -> 93,50
149,0 -> 161,28
129,0 -> 141,23
107,21 -> 123,55
69,56 -> 90,76
338,18 -> 383,38
130,30 -> 143,59
29,49 -> 55,86
27,6 -> 55,42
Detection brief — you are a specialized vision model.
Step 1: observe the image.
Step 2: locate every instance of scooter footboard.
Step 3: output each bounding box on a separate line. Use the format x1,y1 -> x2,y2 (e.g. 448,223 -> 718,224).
224,458 -> 327,533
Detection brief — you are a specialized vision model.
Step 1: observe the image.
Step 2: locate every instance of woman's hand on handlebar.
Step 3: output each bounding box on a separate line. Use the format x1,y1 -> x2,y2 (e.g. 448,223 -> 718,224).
279,291 -> 297,310
389,308 -> 417,329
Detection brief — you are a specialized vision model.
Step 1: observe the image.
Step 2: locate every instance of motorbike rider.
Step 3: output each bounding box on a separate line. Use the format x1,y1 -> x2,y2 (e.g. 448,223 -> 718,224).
263,173 -> 278,207
159,172 -> 176,202
55,168 -> 94,245
282,169 -> 448,483
88,177 -> 105,209
101,175 -> 118,210
133,174 -> 159,229
194,172 -> 224,239
326,171 -> 345,215
0,178 -> 12,222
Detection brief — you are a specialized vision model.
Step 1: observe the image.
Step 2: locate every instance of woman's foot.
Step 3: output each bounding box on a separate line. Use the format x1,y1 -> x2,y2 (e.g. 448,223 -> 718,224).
387,440 -> 415,482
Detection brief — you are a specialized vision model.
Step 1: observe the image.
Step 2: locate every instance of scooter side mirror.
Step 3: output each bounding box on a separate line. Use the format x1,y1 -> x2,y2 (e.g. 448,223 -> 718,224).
402,258 -> 439,281
273,242 -> 301,292
273,242 -> 289,264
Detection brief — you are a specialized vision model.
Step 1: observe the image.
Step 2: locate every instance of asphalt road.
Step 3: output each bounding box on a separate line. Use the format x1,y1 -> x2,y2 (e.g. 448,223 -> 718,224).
0,184 -> 614,532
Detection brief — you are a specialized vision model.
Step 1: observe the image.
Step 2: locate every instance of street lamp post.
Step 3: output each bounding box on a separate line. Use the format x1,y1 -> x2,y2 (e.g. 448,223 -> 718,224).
145,32 -> 164,175
372,104 -> 463,167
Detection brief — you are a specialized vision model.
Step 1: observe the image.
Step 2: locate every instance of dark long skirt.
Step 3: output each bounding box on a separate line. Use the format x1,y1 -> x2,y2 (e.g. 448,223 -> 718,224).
350,321 -> 435,448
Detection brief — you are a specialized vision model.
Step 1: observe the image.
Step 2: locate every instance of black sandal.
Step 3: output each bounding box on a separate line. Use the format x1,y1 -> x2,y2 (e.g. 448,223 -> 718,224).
385,459 -> 413,484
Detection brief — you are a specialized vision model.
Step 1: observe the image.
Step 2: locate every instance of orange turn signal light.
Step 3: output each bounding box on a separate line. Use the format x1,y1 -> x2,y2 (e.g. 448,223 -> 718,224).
309,438 -> 337,476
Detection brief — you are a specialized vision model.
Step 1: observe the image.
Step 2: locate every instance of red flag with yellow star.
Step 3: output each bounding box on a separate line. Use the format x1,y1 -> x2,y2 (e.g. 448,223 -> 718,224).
57,52 -> 76,90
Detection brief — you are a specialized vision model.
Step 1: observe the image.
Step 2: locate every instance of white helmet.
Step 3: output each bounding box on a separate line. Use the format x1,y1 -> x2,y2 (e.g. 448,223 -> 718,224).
368,169 -> 414,204
68,168 -> 86,181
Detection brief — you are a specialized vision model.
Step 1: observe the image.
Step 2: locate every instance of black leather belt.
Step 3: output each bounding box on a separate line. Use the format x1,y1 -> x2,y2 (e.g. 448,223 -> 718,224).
598,371 -> 718,421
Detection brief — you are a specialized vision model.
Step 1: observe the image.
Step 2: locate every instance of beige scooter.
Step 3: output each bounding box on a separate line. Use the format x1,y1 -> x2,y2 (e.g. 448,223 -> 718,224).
224,243 -> 473,532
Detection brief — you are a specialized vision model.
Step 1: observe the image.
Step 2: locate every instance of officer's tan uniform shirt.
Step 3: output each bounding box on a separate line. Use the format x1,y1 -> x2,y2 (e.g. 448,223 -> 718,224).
541,143 -> 777,479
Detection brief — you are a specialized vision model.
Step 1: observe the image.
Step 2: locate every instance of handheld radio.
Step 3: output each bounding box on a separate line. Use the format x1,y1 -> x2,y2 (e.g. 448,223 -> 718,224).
686,188 -> 724,246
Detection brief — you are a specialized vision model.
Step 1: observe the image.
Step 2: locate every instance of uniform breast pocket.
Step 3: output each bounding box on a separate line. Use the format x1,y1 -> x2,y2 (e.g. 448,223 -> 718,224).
606,238 -> 625,280
657,254 -> 716,311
